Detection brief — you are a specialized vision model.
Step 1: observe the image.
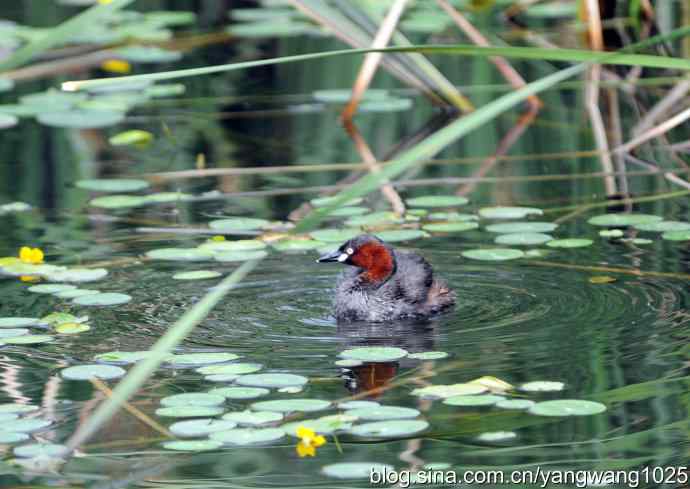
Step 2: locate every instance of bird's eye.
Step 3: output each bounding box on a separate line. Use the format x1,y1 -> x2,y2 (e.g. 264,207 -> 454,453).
346,247 -> 354,255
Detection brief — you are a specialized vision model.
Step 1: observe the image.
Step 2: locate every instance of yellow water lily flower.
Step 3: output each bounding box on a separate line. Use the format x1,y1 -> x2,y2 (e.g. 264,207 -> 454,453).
98,0 -> 113,4
295,426 -> 326,457
211,235 -> 226,242
20,275 -> 40,283
101,59 -> 131,74
19,247 -> 44,265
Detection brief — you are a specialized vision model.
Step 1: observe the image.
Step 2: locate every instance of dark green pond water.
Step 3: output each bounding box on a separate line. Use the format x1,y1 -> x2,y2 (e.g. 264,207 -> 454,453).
3,2 -> 690,488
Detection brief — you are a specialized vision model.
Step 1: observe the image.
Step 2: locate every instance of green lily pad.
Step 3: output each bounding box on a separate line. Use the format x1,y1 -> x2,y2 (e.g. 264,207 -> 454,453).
546,239 -> 593,248
310,228 -> 361,242
635,221 -> 690,232
408,351 -> 448,360
146,84 -> 186,97
46,268 -> 108,283
169,419 -> 238,438
90,195 -> 147,209
54,289 -> 100,299
519,381 -> 565,392
198,239 -> 267,252
310,196 -> 364,207
222,410 -> 283,426
345,212 -> 400,227
214,250 -> 268,262
76,179 -> 150,192
162,440 -> 222,451
173,270 -> 222,281
1,335 -> 54,345
282,414 -> 356,435
0,431 -> 29,443
0,317 -> 41,328
146,248 -> 213,261
495,399 -> 536,410
61,364 -> 126,380
461,248 -> 525,261
27,284 -> 76,294
21,90 -> 86,109
108,130 -> 154,147
375,230 -> 429,242
344,406 -> 420,421
476,431 -> 517,442
156,406 -> 224,418
0,328 -> 29,338
116,46 -> 182,63
428,212 -> 477,221
485,222 -> 557,233
339,347 -> 408,362
166,352 -> 239,366
250,399 -> 331,413
411,383 -> 487,399
322,462 -> 394,480
599,229 -> 624,238
5,418 -> 52,433
73,292 -> 132,306
271,239 -> 323,252
494,233 -> 553,246
350,419 -> 429,438
0,403 -> 39,414
197,363 -> 262,375
208,387 -> 270,400
14,443 -> 69,458
478,206 -> 543,219
235,373 -> 308,389
0,113 -> 18,129
209,218 -> 269,231
334,359 -> 363,367
422,222 -> 479,233
210,427 -> 285,445
662,230 -> 690,241
629,238 -> 653,245
443,394 -> 505,406
327,206 -> 370,217
95,351 -> 157,365
145,11 -> 197,26
204,374 -> 241,383
55,322 -> 91,334
528,399 -> 607,417
406,196 -> 469,208
587,213 -> 662,227
338,400 -> 380,409
142,192 -> 192,204
37,110 -> 125,128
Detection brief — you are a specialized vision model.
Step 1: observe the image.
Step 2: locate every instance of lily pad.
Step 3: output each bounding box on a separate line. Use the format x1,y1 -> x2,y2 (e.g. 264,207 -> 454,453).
166,352 -> 239,366
443,394 -> 505,407
599,229 -> 624,238
162,440 -> 222,451
0,113 -> 18,129
1,335 -> 54,345
327,206 -> 370,217
156,406 -> 224,418
0,431 -> 29,443
635,221 -> 690,232
422,222 -> 479,233
338,400 -> 380,409
461,248 -> 524,261
479,206 -> 543,219
46,268 -> 108,283
108,130 -> 154,147
411,383 -> 487,399
209,218 -> 269,231
38,110 -> 125,128
27,284 -> 76,294
0,403 -> 39,414
375,230 -> 428,242
322,462 -> 394,480
76,179 -> 150,192
408,351 -> 448,360
214,250 -> 268,262
282,414 -> 356,435
476,431 -> 517,442
235,373 -> 308,389
54,289 -> 100,299
73,292 -> 131,306
14,443 -> 69,458
345,212 -> 400,227
428,212 -> 477,221
208,387 -> 270,400
494,233 -> 553,246
344,406 -> 420,421
528,399 -> 607,417
222,410 -> 283,426
146,248 -> 213,261
495,399 -> 536,410
0,328 -> 29,338
546,239 -> 593,248
116,46 -> 182,63
350,419 -> 429,438
662,230 -> 690,241
272,239 -> 323,252
95,351 -> 157,365
210,427 -> 285,445
310,228 -> 361,243
5,418 -> 52,433
339,346 -> 408,362
197,363 -> 262,375
406,196 -> 469,208
485,222 -> 557,233
0,317 -> 41,328
199,239 -> 267,252
160,393 -> 226,408
310,196 -> 364,207
173,270 -> 222,281
61,364 -> 126,380
587,213 -> 662,227
55,322 -> 91,334
519,381 -> 565,392
169,419 -> 237,437
89,195 -> 147,209
250,399 -> 331,413
334,359 -> 362,367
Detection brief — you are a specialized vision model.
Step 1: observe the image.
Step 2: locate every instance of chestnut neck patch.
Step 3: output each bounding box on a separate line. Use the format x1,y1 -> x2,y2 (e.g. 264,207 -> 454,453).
350,242 -> 395,284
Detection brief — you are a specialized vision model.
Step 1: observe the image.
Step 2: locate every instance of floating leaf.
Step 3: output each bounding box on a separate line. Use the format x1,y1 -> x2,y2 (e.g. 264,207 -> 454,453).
199,239 -> 267,252
235,373 -> 308,389
146,248 -> 213,261
629,238 -> 653,245
204,374 -> 241,383
0,431 -> 28,443
599,229 -> 624,238
411,383 -> 486,399
478,206 -> 543,219
310,228 -> 361,242
344,406 -> 420,421
443,394 -> 505,406
338,400 -> 380,409
54,289 -> 100,299
476,431 -> 517,442
327,206 -> 370,217
208,387 -> 269,400
250,399 -> 331,413
160,393 -> 227,408
46,268 -> 108,283
350,419 -> 429,438
587,214 -> 662,227
495,399 -> 535,410
359,98 -> 413,113
0,317 -> 41,328
281,414 -> 356,435
27,284 -> 76,294
528,399 -> 607,417
222,410 -> 283,426
520,381 -> 565,392
485,222 -> 557,233
662,230 -> 690,241
469,376 -> 513,392
310,196 -> 363,207
408,351 -> 448,360
339,346 -> 408,362
73,292 -> 132,306
197,363 -> 262,375
116,46 -> 182,63
375,229 -> 428,242
209,218 -> 269,231
422,222 -> 478,233
0,328 -> 29,338
589,276 -> 616,284
55,322 -> 91,334
166,352 -> 239,366
76,178 -> 150,192
156,406 -> 224,418
345,211 -> 400,227
61,364 -> 126,380
462,248 -> 524,261
322,462 -> 394,480
546,239 -> 593,248
214,250 -> 268,262
169,419 -> 237,437
428,212 -> 477,221
142,192 -> 191,204
95,351 -> 157,365
210,427 -> 285,445
635,221 -> 690,232
334,359 -> 363,367
14,443 -> 69,458
1,335 -> 54,345
38,110 -> 125,128
0,403 -> 39,414
272,239 -> 323,252
173,270 -> 222,281
0,113 -> 18,129
494,233 -> 553,246
312,89 -> 389,103
162,440 -> 222,451
4,418 -> 52,433
108,130 -> 154,147
90,195 -> 147,209
406,196 -> 469,208
145,11 -> 197,26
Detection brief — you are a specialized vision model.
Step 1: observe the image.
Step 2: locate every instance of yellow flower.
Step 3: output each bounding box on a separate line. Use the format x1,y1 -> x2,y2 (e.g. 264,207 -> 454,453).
98,0 -> 113,4
19,247 -> 44,265
211,235 -> 226,242
295,426 -> 326,458
101,59 -> 131,74
20,275 -> 40,283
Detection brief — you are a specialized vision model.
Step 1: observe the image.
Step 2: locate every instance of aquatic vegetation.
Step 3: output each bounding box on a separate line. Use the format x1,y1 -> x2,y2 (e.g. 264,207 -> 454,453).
19,247 -> 44,265
295,425 -> 326,457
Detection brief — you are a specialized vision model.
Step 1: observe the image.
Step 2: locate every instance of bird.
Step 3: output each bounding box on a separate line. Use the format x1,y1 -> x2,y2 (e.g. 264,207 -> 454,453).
317,234 -> 455,322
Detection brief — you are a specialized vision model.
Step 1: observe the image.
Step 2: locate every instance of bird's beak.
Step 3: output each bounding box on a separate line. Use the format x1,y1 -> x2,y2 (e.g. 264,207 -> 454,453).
317,249 -> 348,263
